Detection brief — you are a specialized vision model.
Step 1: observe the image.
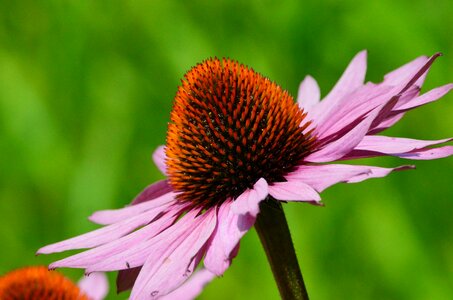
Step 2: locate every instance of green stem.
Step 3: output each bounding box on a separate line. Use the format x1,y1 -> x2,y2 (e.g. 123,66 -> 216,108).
255,198 -> 309,300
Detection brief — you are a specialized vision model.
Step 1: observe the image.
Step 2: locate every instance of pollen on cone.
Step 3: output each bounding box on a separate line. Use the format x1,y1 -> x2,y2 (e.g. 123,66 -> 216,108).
0,266 -> 89,300
166,58 -> 316,208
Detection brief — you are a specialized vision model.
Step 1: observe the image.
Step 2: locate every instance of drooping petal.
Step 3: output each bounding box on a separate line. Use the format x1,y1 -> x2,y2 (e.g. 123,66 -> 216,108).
286,164 -> 413,192
85,210 -> 203,272
268,181 -> 320,202
297,75 -> 321,111
310,51 -> 367,125
231,178 -> 268,217
78,272 -> 109,300
38,206 -> 173,255
161,268 -> 216,300
305,107 -> 380,163
129,211 -> 217,300
89,191 -> 176,225
48,209 -> 178,269
204,202 -> 254,276
153,145 -> 167,175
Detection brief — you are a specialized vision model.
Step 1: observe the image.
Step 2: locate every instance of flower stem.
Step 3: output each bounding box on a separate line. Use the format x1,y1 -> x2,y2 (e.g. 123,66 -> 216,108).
255,198 -> 309,300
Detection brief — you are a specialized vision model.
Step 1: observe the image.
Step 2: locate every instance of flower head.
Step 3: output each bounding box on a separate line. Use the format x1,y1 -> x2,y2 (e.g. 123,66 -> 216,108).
38,52 -> 452,299
0,266 -> 108,300
167,58 -> 316,208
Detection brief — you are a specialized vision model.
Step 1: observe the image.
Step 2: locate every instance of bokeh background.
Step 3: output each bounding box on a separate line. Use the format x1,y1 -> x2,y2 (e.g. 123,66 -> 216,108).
1,0 -> 452,299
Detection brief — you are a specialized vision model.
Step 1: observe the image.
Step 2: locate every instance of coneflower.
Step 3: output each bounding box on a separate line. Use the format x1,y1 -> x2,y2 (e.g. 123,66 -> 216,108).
38,52 -> 452,299
0,266 -> 107,300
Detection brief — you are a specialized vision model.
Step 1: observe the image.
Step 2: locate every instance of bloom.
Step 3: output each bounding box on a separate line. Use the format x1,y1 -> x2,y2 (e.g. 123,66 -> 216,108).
0,266 -> 108,300
38,52 -> 452,299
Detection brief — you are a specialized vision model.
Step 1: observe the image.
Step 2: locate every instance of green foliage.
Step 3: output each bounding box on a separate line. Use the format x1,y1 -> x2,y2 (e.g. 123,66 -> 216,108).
0,0 -> 452,299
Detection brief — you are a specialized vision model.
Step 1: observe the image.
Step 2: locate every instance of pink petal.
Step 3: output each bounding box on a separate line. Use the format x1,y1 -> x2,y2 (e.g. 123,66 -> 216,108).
131,180 -> 173,205
297,75 -> 321,111
89,191 -> 176,225
160,268 -> 216,300
204,202 -> 255,276
268,181 -> 320,202
368,85 -> 418,133
85,209 -> 203,272
286,164 -> 371,192
344,145 -> 453,161
355,136 -> 453,154
346,165 -> 414,183
153,145 -> 167,175
313,53 -> 443,138
368,53 -> 443,132
78,272 -> 109,300
49,209 -> 178,269
305,107 -> 380,163
231,178 -> 268,217
395,53 -> 442,95
396,146 -> 453,160
383,55 -> 428,86
38,207 -> 172,255
311,51 -> 367,125
388,84 -> 421,110
368,112 -> 405,135
315,83 -> 395,138
395,83 -> 453,111
286,164 -> 414,192
129,210 -> 217,299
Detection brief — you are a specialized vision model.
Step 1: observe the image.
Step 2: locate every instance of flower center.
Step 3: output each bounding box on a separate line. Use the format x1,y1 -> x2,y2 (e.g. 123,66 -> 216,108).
166,58 -> 315,208
0,266 -> 88,300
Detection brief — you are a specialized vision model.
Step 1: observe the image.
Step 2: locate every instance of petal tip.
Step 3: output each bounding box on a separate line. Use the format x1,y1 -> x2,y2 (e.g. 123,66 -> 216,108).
354,50 -> 368,64
152,145 -> 167,175
358,49 -> 368,57
36,246 -> 51,255
433,52 -> 443,58
396,165 -> 416,171
87,213 -> 98,222
311,200 -> 325,207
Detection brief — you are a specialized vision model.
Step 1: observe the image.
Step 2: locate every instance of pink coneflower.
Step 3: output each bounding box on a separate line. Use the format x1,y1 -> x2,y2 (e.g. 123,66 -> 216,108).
38,52 -> 452,299
0,266 -> 108,300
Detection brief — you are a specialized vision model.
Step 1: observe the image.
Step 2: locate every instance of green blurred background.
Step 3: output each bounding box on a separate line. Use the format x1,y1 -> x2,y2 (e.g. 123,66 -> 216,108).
1,0 -> 452,299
